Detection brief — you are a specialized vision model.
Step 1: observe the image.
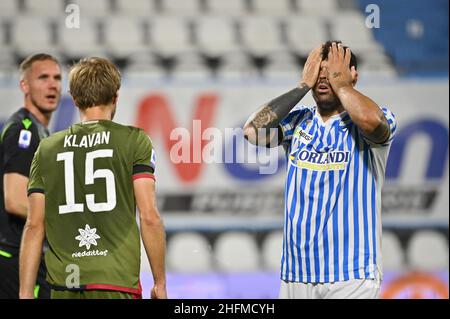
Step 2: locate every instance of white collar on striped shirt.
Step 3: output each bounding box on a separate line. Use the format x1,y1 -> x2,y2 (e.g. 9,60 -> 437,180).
315,108 -> 348,125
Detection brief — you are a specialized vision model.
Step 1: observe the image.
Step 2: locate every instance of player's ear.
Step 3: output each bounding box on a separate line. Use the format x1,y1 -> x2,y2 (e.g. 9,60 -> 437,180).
70,96 -> 78,109
19,79 -> 29,94
351,66 -> 358,86
112,91 -> 119,105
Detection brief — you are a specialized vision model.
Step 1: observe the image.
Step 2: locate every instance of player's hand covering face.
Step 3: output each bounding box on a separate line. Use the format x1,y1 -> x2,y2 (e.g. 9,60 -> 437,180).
301,45 -> 323,88
325,42 -> 357,93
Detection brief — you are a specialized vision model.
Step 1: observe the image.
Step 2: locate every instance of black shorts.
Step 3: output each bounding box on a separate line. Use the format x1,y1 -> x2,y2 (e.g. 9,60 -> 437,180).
0,249 -> 50,299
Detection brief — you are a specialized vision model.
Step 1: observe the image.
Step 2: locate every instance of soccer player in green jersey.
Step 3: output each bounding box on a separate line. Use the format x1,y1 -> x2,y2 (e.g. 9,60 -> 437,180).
19,57 -> 167,299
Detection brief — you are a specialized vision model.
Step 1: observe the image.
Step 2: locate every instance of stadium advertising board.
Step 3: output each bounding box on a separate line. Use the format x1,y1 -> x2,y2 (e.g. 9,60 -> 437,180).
0,78 -> 448,226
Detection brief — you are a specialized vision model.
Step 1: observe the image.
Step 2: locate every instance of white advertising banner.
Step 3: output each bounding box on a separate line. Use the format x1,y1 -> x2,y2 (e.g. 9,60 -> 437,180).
1,76 -> 448,227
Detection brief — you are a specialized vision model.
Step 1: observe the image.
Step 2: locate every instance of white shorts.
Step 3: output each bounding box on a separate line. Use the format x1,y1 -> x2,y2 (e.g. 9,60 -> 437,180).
279,279 -> 381,299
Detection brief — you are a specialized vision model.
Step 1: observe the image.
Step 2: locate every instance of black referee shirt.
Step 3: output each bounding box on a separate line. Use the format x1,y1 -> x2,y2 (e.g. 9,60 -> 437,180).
0,108 -> 49,252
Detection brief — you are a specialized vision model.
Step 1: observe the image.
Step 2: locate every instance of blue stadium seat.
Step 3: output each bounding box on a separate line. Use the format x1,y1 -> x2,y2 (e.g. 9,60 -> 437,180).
357,0 -> 449,76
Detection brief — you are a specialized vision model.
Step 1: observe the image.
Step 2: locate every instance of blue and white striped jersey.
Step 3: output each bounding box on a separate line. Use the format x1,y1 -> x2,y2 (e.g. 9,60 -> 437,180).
279,105 -> 397,283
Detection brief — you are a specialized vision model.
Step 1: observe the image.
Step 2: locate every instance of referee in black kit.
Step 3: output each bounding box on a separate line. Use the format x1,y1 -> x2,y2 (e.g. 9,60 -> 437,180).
0,53 -> 62,299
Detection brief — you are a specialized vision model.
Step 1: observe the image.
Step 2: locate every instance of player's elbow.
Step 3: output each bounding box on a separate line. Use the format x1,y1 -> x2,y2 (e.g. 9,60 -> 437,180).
4,197 -> 15,214
23,218 -> 45,237
243,124 -> 258,145
4,197 -> 22,216
140,210 -> 163,228
358,112 -> 384,135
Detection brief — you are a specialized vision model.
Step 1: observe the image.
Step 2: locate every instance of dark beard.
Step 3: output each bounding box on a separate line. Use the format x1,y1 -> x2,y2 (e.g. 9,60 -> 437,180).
317,98 -> 341,113
313,90 -> 342,114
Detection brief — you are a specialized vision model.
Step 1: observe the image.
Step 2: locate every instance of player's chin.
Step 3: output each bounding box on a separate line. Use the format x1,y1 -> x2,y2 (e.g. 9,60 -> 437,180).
39,100 -> 60,111
313,92 -> 334,104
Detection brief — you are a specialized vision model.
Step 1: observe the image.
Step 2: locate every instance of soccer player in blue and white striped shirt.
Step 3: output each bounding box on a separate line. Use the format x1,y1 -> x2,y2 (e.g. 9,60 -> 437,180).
244,41 -> 397,299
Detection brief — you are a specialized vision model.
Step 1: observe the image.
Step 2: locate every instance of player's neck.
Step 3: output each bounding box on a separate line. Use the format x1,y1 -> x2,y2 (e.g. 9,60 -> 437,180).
317,104 -> 345,123
24,103 -> 51,128
79,104 -> 115,122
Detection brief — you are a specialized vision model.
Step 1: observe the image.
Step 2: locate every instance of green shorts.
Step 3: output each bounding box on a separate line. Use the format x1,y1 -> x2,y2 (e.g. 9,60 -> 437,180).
51,289 -> 140,299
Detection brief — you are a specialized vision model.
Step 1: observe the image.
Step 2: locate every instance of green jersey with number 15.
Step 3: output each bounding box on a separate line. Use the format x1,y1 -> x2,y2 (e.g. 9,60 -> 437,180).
28,120 -> 156,294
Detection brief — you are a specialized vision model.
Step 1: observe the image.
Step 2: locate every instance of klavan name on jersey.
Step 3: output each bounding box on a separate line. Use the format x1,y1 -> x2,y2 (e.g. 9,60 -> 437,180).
64,131 -> 111,148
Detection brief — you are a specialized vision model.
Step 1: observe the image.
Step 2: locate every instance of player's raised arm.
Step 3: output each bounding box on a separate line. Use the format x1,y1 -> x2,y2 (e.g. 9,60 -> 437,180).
326,42 -> 390,144
19,192 -> 45,299
243,45 -> 323,147
133,178 -> 167,299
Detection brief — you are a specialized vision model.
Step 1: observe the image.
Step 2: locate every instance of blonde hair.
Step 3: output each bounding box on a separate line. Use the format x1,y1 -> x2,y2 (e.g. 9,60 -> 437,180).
19,53 -> 60,80
69,57 -> 121,109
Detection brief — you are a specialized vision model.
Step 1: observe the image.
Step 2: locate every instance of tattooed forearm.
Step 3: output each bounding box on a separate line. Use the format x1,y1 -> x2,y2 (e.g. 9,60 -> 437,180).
247,107 -> 278,145
251,83 -> 311,129
251,106 -> 278,129
244,83 -> 311,146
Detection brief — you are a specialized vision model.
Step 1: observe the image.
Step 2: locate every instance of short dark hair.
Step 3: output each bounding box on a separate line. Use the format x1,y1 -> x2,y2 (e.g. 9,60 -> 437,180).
19,53 -> 61,79
322,41 -> 358,70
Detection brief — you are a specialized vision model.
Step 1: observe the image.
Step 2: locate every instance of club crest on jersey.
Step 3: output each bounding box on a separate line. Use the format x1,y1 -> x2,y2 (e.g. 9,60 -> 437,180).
18,129 -> 32,149
339,121 -> 350,132
289,148 -> 350,171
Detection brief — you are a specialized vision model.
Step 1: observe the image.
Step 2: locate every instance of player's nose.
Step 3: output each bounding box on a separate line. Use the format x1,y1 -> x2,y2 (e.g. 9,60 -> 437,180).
318,69 -> 328,80
318,61 -> 328,79
47,79 -> 59,91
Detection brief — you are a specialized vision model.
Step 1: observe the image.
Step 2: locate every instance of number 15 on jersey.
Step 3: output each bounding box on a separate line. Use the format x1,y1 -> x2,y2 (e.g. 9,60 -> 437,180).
57,149 -> 117,214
